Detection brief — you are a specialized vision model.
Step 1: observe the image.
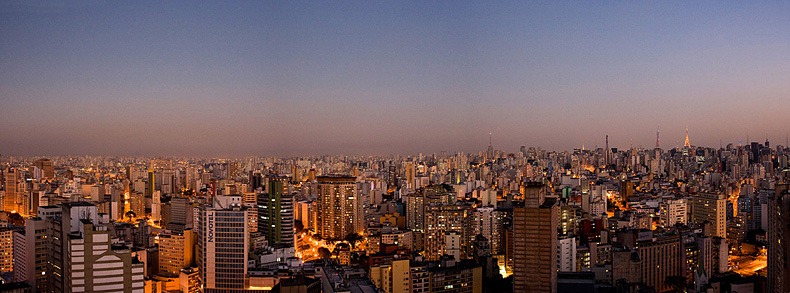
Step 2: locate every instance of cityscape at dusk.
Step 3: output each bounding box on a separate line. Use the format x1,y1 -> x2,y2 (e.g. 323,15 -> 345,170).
2,1 -> 790,293
2,1 -> 790,156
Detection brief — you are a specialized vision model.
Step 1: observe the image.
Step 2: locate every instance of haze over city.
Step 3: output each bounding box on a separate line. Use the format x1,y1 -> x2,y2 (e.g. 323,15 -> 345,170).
4,2 -> 790,293
2,1 -> 790,156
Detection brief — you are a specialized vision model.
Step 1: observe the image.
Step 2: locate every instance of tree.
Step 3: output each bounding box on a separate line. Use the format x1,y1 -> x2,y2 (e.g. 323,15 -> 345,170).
317,247 -> 332,260
665,275 -> 687,293
344,233 -> 363,249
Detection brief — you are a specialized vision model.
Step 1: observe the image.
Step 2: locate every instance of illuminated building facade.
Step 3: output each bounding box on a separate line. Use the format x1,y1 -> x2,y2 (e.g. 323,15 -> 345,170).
423,203 -> 470,261
197,205 -> 249,292
316,175 -> 358,240
689,193 -> 727,238
158,230 -> 194,277
258,177 -> 294,247
513,182 -> 557,293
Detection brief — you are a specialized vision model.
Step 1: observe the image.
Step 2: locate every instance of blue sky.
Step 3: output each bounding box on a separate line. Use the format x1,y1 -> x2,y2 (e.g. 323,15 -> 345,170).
2,1 -> 789,156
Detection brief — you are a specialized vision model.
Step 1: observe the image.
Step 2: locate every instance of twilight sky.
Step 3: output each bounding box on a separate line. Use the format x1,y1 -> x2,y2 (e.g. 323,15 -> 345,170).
1,1 -> 789,156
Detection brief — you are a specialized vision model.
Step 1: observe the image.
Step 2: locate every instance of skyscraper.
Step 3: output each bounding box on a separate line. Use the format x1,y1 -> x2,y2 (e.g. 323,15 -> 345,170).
768,184 -> 790,293
689,193 -> 727,238
258,176 -> 295,247
316,175 -> 359,240
3,167 -> 19,213
197,199 -> 250,292
423,203 -> 470,261
513,182 -> 558,293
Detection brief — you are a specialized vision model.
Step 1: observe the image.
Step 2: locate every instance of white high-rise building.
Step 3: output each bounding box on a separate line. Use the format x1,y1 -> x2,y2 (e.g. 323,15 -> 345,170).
48,202 -> 145,293
558,237 -> 577,272
661,198 -> 688,227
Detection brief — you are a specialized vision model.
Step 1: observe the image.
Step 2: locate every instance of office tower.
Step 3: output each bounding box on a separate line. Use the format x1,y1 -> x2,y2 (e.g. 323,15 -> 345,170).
423,203 -> 470,261
158,230 -> 195,277
768,185 -> 790,293
147,168 -> 155,198
689,193 -> 727,238
47,202 -> 145,293
33,158 -> 54,179
166,196 -> 190,232
197,200 -> 250,292
258,177 -> 294,247
513,182 -> 558,293
316,175 -> 359,239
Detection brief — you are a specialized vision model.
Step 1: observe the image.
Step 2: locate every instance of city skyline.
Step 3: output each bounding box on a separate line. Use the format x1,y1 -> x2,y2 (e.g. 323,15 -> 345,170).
2,1 -> 790,156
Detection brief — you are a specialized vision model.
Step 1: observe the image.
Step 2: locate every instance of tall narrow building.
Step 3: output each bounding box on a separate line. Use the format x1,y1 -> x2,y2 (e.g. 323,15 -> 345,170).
258,176 -> 294,247
768,184 -> 790,293
197,197 -> 250,292
3,167 -> 19,213
316,175 -> 359,240
513,182 -> 558,293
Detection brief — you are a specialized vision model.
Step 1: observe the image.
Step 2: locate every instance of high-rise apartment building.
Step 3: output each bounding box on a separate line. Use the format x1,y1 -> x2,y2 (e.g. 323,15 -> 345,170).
471,207 -> 503,255
3,167 -> 19,213
13,207 -> 57,292
423,203 -> 470,261
0,228 -> 15,273
316,175 -> 359,240
689,193 -> 727,238
158,230 -> 195,277
661,198 -> 688,227
513,182 -> 558,293
405,193 -> 425,232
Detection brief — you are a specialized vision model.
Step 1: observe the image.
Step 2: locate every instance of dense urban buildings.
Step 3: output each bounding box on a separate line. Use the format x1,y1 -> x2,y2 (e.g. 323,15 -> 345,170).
0,137 -> 789,292
3,1 -> 789,292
